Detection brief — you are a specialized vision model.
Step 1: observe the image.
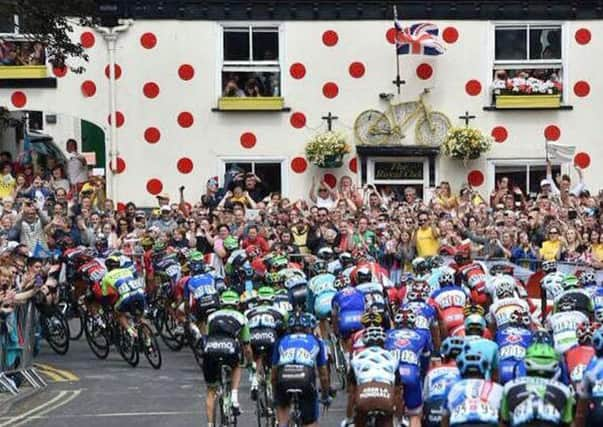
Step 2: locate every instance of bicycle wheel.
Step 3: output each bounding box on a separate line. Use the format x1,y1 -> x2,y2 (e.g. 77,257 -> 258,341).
415,111 -> 451,146
160,309 -> 184,351
139,322 -> 162,369
84,313 -> 110,359
63,301 -> 84,341
335,341 -> 348,391
189,335 -> 204,369
44,310 -> 70,355
117,325 -> 139,367
354,110 -> 390,145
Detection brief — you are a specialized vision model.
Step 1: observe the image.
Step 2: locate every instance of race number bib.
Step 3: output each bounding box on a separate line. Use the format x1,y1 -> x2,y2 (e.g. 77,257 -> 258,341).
571,365 -> 587,383
499,345 -> 526,360
193,285 -> 216,299
165,264 -> 181,278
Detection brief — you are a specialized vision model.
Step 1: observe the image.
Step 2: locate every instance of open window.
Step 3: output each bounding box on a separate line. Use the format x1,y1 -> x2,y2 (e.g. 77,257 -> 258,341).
0,14 -> 48,79
493,162 -> 561,196
218,24 -> 284,111
222,159 -> 285,195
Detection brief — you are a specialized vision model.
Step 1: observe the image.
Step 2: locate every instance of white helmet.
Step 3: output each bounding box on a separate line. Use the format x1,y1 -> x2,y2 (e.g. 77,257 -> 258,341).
541,272 -> 566,298
494,274 -> 516,298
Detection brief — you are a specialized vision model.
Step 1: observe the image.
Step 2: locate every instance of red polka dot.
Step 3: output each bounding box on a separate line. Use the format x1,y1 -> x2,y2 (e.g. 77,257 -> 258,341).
491,126 -> 508,143
144,127 -> 161,144
80,31 -> 95,48
386,27 -> 398,44
81,80 -> 96,97
323,173 -> 337,188
322,30 -> 339,46
177,112 -> 194,128
465,80 -> 482,96
240,132 -> 257,149
140,32 -> 157,49
107,111 -> 125,128
146,179 -> 163,195
110,157 -> 126,174
468,170 -> 484,187
143,82 -> 160,99
11,91 -> 26,108
416,63 -> 433,80
323,82 -> 339,99
116,202 -> 126,212
291,157 -> 308,174
574,152 -> 591,169
178,64 -> 195,80
443,27 -> 459,44
349,62 -> 365,78
575,28 -> 592,45
544,125 -> 561,141
290,112 -> 307,129
349,158 -> 358,174
290,63 -> 306,79
52,66 -> 67,78
177,157 -> 194,174
104,64 -> 122,79
574,81 -> 590,97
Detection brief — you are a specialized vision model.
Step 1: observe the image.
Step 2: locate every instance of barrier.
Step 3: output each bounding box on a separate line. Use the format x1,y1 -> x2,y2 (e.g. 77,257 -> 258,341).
0,301 -> 47,396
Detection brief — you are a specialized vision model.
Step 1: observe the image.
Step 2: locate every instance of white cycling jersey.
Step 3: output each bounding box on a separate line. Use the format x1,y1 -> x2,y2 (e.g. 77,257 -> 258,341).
546,310 -> 589,353
351,346 -> 398,385
487,297 -> 530,329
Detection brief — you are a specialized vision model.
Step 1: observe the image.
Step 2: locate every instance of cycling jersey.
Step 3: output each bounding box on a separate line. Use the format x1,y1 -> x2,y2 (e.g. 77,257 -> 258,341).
351,329 -> 366,356
443,379 -> 503,426
350,346 -> 398,385
332,286 -> 365,337
100,268 -> 145,308
458,262 -> 489,305
356,281 -> 387,314
554,289 -> 594,318
423,360 -> 461,402
274,288 -> 292,315
500,376 -> 574,427
580,356 -> 603,399
464,336 -> 499,376
307,273 -> 337,319
429,285 -> 468,336
272,333 -> 327,368
487,297 -> 531,329
246,305 -> 285,356
206,308 -> 250,342
182,273 -> 219,315
546,310 -> 589,353
495,326 -> 533,384
561,344 -> 595,387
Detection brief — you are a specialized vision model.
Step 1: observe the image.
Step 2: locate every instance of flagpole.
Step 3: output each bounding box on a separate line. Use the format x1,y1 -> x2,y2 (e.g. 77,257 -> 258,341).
393,5 -> 401,95
545,138 -> 549,163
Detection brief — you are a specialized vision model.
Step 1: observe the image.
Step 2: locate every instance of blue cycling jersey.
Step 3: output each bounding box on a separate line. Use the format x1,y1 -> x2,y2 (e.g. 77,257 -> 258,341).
272,333 -> 328,368
495,326 -> 532,360
580,356 -> 603,399
423,363 -> 461,402
464,336 -> 499,374
183,274 -> 217,300
385,328 -> 429,367
444,379 -> 503,425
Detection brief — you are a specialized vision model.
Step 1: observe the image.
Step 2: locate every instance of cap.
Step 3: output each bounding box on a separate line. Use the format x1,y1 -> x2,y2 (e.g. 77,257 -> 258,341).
160,206 -> 171,213
540,179 -> 551,187
207,176 -> 219,187
156,193 -> 170,200
80,182 -> 94,193
135,210 -> 146,218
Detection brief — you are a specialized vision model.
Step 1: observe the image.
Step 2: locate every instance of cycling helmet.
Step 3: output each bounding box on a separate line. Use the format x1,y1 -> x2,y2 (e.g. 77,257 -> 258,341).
334,274 -> 350,290
220,290 -> 240,308
257,286 -> 275,304
271,255 -> 288,271
360,310 -> 383,328
542,260 -> 557,274
438,270 -> 455,287
577,322 -> 594,346
287,312 -> 317,333
400,272 -> 416,287
532,329 -> 554,346
412,257 -> 428,275
394,308 -> 416,328
338,252 -> 354,268
245,244 -> 260,258
265,272 -> 282,285
595,307 -> 603,323
105,255 -> 121,271
356,266 -> 373,284
95,234 -> 108,253
153,240 -> 167,253
240,289 -> 258,307
464,313 -> 486,335
463,303 -> 486,317
556,298 -> 578,313
509,308 -> 531,327
457,349 -> 489,378
561,275 -> 580,290
441,336 -> 465,360
187,250 -> 204,262
494,274 -> 516,299
580,270 -> 597,287
309,260 -> 327,276
593,326 -> 603,357
363,326 -> 386,347
427,256 -> 445,270
406,280 -> 430,302
453,245 -> 471,265
317,246 -> 335,261
141,235 -> 154,250
489,263 -> 514,276
524,343 -> 559,378
284,276 -> 307,290
223,236 -> 239,252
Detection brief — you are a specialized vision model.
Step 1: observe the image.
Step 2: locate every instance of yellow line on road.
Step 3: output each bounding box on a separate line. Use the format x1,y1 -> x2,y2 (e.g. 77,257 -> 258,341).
34,363 -> 79,381
36,369 -> 66,382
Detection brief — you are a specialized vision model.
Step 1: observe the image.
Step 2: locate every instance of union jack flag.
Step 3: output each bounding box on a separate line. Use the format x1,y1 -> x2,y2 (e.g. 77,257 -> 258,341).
394,22 -> 445,56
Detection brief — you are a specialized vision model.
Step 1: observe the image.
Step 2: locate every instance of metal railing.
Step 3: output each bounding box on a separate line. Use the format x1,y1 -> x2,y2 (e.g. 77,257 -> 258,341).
0,301 -> 46,396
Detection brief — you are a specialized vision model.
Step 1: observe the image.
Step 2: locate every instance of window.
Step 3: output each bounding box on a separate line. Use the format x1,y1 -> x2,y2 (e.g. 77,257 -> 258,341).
0,15 -> 18,35
223,160 -> 283,195
493,24 -> 563,100
0,15 -> 47,70
221,25 -> 281,98
367,157 -> 428,199
494,163 -> 561,196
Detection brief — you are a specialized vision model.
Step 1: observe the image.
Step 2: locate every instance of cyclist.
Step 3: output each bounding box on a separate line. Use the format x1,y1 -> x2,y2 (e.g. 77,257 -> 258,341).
554,274 -> 594,319
331,274 -> 365,357
546,292 -> 590,353
540,270 -> 566,318
348,325 -> 400,427
306,259 -> 337,338
500,342 -> 574,427
495,308 -> 534,384
577,326 -> 603,427
422,336 -> 463,427
560,321 -> 596,388
355,267 -> 391,329
284,275 -> 308,312
203,290 -> 252,422
385,307 -> 429,427
454,246 -> 490,307
428,270 -> 468,337
271,312 -> 331,427
463,313 -> 499,379
580,269 -> 598,297
487,274 -> 532,335
441,349 -> 503,427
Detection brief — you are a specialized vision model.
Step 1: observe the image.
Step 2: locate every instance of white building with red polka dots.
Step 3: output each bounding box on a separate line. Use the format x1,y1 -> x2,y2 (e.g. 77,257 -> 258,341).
0,1 -> 601,206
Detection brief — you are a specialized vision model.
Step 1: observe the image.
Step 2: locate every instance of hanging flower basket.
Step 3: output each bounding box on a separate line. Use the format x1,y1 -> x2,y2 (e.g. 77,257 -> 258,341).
441,127 -> 492,161
305,131 -> 351,168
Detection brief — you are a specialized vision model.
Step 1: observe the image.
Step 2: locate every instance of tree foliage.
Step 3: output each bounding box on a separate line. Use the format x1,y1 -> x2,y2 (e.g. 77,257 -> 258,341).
0,0 -> 97,72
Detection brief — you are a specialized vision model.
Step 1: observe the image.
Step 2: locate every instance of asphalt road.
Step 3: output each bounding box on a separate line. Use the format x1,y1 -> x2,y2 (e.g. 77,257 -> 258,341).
0,328 -> 347,427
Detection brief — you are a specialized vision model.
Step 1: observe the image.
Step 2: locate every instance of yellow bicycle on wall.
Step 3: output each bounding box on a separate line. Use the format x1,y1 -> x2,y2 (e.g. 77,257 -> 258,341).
354,88 -> 451,146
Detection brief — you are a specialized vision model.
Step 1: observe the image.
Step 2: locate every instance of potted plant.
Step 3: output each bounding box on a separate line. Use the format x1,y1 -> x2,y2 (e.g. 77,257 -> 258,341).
441,127 -> 492,162
305,130 -> 351,168
492,70 -> 563,109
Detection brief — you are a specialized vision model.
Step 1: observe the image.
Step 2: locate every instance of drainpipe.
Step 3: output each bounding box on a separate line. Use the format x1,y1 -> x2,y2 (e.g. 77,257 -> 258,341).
95,20 -> 133,205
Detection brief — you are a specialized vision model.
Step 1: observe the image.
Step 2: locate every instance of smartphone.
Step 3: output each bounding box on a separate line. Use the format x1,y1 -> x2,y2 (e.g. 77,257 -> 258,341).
568,210 -> 578,220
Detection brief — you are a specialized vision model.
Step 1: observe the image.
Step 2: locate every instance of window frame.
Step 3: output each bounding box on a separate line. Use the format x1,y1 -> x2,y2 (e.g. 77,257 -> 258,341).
218,156 -> 288,195
367,156 -> 429,190
0,14 -> 20,37
487,158 -> 567,195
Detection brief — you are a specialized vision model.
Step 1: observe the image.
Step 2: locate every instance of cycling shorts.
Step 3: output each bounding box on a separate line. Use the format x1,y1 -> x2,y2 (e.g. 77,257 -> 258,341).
498,359 -> 521,385
440,308 -> 464,334
249,327 -> 277,357
192,293 -> 220,319
587,397 -> 603,426
116,291 -> 145,315
273,364 -> 318,425
422,398 -> 446,427
354,381 -> 395,415
202,336 -> 240,386
338,310 -> 363,338
288,286 -> 308,310
397,363 -> 423,413
314,293 -> 335,320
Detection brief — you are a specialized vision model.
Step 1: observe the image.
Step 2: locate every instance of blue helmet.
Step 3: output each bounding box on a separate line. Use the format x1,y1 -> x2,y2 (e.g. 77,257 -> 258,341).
594,327 -> 603,357
441,337 -> 465,360
457,349 -> 489,377
464,313 -> 486,334
287,312 -> 317,332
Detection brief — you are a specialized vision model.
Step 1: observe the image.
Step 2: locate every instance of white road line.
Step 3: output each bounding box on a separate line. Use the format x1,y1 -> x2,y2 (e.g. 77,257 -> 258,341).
10,390 -> 81,427
0,391 -> 67,427
11,410 -> 198,419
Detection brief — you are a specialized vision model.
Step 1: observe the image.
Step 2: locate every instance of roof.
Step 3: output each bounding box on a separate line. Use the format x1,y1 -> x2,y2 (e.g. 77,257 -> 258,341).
116,1 -> 603,21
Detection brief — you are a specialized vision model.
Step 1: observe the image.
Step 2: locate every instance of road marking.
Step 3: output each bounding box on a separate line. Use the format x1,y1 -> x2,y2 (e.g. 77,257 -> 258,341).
0,410 -> 198,420
9,390 -> 81,427
34,363 -> 79,381
0,391 -> 67,427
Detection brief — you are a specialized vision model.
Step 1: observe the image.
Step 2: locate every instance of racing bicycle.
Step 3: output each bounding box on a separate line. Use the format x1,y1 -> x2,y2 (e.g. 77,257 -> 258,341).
214,364 -> 238,427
